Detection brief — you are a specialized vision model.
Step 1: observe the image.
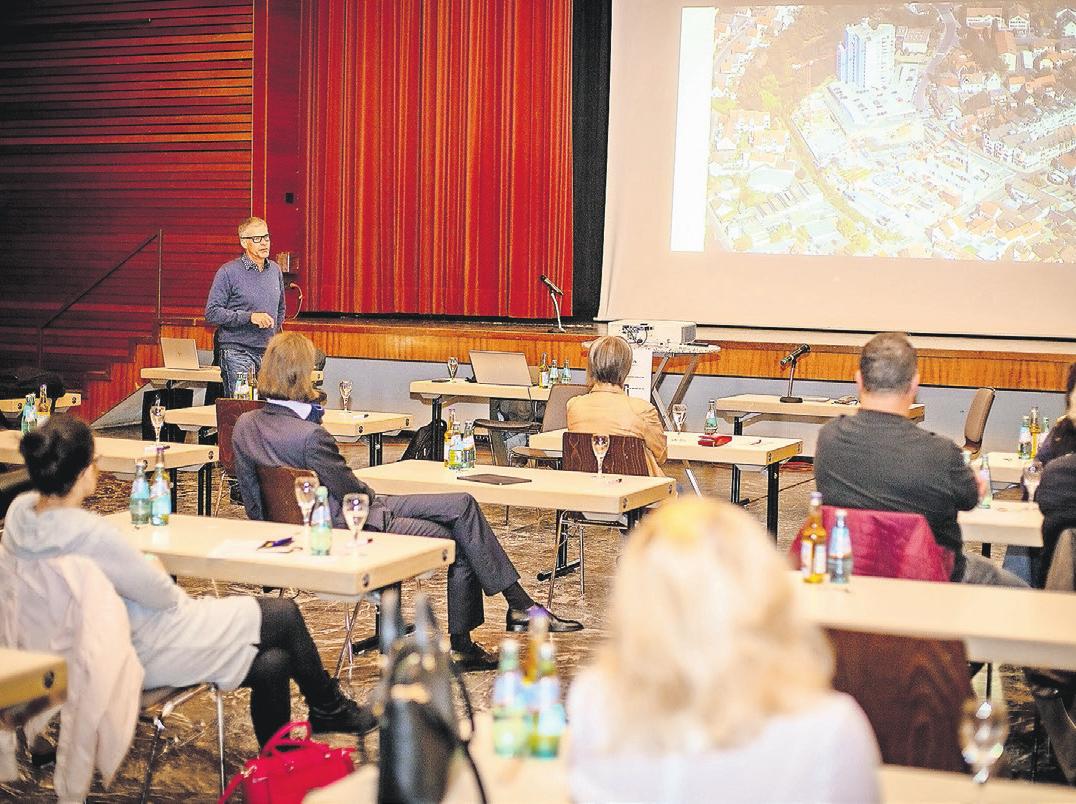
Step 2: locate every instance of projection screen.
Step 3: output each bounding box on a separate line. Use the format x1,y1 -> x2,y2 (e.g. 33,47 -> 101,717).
599,1 -> 1076,338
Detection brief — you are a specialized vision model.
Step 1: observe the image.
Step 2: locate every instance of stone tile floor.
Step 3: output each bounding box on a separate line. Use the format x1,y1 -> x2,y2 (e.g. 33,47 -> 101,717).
1,430 -> 1068,800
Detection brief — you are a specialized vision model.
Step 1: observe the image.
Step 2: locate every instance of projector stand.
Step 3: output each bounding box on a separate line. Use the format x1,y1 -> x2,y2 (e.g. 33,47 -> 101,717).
780,359 -> 803,404
547,290 -> 565,334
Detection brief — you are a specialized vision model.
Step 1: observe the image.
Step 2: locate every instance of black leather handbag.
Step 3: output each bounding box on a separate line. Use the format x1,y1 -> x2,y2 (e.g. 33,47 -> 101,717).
374,590 -> 487,804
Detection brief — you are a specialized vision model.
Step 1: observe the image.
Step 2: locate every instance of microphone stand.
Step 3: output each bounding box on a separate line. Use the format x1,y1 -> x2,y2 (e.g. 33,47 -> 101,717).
547,289 -> 565,334
780,357 -> 803,404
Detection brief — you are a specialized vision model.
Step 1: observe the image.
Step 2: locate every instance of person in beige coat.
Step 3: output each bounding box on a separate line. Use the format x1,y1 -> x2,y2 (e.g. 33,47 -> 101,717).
567,335 -> 668,477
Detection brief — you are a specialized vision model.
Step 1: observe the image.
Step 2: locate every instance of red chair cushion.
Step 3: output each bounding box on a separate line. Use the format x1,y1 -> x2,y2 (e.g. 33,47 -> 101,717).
790,506 -> 954,582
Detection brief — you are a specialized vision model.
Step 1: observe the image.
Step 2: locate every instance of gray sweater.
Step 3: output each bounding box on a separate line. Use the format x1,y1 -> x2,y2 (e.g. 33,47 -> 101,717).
205,255 -> 286,352
3,492 -> 261,690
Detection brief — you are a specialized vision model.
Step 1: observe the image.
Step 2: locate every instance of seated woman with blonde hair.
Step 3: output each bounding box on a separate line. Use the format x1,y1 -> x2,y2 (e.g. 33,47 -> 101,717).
567,498 -> 879,803
567,335 -> 667,476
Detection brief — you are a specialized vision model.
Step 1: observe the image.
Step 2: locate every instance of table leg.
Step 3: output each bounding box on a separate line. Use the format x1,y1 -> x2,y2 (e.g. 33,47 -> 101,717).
169,468 -> 179,513
682,461 -> 702,496
350,583 -> 414,655
730,416 -> 745,506
200,465 -> 214,516
537,512 -> 580,582
430,397 -> 444,462
197,466 -> 205,515
982,543 -> 992,558
650,355 -> 673,430
766,462 -> 780,537
368,433 -> 383,467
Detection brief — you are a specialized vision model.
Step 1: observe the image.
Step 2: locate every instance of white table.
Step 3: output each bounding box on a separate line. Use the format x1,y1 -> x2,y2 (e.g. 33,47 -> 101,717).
141,367 -> 323,386
0,648 -> 67,728
0,392 -> 81,416
103,513 -> 454,600
409,379 -> 552,461
0,431 -> 217,514
307,712 -> 1076,803
988,452 -> 1029,486
713,394 -> 927,504
796,573 -> 1076,670
164,405 -> 413,464
959,501 -> 1043,548
356,460 -> 674,522
528,429 -> 801,533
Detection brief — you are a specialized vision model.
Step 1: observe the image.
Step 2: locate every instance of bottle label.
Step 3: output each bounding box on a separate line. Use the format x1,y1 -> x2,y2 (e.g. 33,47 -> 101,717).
812,544 -> 828,576
800,541 -> 812,577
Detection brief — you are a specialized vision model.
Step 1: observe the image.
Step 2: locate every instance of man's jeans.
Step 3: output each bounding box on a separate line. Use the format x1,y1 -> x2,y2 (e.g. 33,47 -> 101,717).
220,347 -> 263,398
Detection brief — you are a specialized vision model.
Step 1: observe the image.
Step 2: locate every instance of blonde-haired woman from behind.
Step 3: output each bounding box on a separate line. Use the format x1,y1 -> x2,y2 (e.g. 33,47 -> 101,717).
567,498 -> 880,803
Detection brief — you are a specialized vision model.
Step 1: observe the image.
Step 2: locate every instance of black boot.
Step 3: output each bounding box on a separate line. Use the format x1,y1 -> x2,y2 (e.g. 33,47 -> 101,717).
308,678 -> 378,735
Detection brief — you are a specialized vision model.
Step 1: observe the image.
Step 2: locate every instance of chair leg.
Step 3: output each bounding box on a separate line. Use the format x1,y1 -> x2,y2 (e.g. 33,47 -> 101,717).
504,505 -> 510,526
214,686 -> 226,794
578,523 -> 585,596
140,717 -> 166,804
213,471 -> 227,515
334,601 -> 363,678
547,513 -> 568,609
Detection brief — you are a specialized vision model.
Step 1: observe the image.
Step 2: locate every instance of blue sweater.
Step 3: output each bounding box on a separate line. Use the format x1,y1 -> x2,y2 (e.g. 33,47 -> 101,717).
205,255 -> 286,351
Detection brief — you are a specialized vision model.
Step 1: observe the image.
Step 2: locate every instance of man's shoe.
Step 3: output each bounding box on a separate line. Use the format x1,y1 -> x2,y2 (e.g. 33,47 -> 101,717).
506,604 -> 583,633
450,641 -> 499,672
308,680 -> 378,736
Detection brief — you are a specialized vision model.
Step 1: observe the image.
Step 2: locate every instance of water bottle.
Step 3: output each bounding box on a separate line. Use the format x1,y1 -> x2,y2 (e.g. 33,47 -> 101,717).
531,640 -> 566,758
560,359 -> 571,385
309,485 -> 332,556
130,460 -> 151,527
149,446 -> 171,526
978,454 -> 992,509
704,400 -> 719,435
538,353 -> 549,388
1017,416 -> 1031,460
828,509 -> 853,585
35,384 -> 51,428
249,367 -> 259,401
1029,406 -> 1041,458
549,359 -> 559,385
20,393 -> 37,434
462,421 -> 476,469
234,370 -> 250,400
491,639 -> 528,758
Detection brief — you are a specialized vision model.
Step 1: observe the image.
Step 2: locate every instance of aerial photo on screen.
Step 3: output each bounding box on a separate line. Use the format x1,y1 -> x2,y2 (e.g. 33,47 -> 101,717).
699,3 -> 1076,261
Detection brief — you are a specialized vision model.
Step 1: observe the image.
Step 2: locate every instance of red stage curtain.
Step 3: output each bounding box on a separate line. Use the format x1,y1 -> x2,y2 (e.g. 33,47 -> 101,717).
301,0 -> 573,318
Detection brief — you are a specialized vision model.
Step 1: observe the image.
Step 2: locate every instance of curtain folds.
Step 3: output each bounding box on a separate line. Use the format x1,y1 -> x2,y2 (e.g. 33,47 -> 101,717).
302,0 -> 573,317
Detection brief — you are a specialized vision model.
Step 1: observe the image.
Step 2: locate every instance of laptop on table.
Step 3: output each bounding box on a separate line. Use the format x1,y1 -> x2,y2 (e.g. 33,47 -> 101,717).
160,337 -> 207,370
468,351 -> 534,386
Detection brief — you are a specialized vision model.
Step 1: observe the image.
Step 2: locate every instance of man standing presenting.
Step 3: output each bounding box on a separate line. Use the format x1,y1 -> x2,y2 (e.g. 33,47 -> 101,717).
815,332 -> 1024,587
205,217 -> 285,396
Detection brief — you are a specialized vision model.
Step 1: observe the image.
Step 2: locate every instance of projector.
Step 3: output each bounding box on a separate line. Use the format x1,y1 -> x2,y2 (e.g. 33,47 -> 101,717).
608,320 -> 697,346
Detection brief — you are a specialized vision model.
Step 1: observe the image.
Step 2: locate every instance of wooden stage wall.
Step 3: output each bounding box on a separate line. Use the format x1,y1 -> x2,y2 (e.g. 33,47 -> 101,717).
154,319 -> 1075,392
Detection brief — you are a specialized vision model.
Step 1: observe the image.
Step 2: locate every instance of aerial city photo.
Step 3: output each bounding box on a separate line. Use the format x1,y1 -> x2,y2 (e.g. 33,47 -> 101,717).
702,3 -> 1076,261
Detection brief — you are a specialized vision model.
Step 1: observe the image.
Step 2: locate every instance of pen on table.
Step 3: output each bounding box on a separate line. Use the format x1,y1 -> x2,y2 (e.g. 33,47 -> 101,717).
258,537 -> 294,550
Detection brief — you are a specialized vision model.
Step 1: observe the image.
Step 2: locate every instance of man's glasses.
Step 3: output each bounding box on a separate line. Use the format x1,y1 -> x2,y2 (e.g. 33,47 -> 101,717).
241,233 -> 271,244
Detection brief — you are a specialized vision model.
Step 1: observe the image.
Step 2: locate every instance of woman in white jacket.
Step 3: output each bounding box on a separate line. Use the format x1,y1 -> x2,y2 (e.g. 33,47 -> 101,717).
3,415 -> 375,747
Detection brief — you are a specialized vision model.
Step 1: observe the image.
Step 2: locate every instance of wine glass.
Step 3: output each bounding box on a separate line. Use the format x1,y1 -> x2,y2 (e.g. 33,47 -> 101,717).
591,434 -> 610,478
447,356 -> 459,380
342,493 -> 370,554
1022,460 -> 1043,502
149,397 -> 166,445
339,379 -> 353,412
960,697 -> 1008,786
672,403 -> 688,433
293,477 -> 317,544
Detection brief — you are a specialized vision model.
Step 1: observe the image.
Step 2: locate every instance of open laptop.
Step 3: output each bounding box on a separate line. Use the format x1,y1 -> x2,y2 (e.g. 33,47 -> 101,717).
160,337 -> 205,370
468,350 -> 533,386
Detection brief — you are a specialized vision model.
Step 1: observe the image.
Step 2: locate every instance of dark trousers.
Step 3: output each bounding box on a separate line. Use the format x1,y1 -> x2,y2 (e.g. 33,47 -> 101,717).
241,597 -> 335,746
379,492 -> 519,634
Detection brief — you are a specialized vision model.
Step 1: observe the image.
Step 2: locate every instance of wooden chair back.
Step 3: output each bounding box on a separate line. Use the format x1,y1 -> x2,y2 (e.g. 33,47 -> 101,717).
255,465 -> 319,525
826,628 -> 971,772
561,431 -> 648,477
215,398 -> 264,476
962,387 -> 995,456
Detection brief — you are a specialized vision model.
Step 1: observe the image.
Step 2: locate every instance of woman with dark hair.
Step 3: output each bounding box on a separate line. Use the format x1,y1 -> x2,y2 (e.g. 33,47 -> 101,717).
2,416 -> 375,747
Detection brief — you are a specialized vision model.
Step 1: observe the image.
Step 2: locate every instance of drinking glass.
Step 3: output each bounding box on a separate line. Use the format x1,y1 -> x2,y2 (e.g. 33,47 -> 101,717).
1022,460 -> 1043,502
342,493 -> 370,554
149,398 -> 166,445
591,434 -> 610,478
339,379 -> 353,412
293,477 -> 317,543
960,697 -> 1008,786
672,403 -> 688,433
447,356 -> 459,380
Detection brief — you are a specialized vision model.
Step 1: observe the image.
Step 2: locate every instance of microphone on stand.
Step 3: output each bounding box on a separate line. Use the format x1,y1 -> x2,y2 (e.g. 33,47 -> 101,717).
539,274 -> 564,296
539,274 -> 565,333
779,344 -> 810,404
287,282 -> 304,320
780,343 -> 811,366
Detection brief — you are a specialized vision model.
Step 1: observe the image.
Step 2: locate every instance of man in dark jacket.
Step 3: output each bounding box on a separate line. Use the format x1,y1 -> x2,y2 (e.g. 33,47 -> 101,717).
232,333 -> 582,671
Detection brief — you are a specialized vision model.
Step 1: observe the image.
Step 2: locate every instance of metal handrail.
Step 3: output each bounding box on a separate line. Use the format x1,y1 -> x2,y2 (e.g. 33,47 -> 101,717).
37,229 -> 163,367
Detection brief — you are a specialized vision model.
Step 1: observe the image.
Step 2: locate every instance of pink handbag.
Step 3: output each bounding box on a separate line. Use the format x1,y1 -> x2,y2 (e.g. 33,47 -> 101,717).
218,721 -> 354,804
